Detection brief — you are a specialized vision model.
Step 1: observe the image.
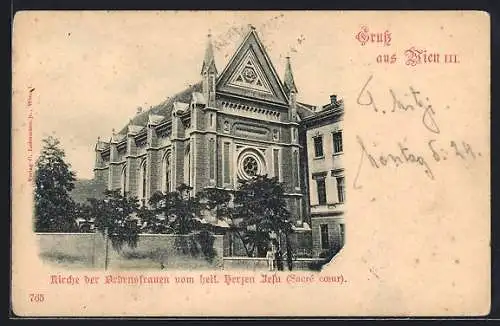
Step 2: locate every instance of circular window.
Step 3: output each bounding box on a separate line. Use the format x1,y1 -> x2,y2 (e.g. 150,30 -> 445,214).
237,149 -> 266,180
242,156 -> 258,177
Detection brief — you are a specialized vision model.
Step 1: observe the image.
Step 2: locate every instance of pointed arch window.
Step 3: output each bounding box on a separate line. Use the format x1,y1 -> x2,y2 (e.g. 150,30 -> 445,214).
273,148 -> 281,181
162,151 -> 171,193
184,144 -> 191,186
139,159 -> 147,206
107,167 -> 112,191
293,150 -> 300,189
209,138 -> 215,180
120,165 -> 127,196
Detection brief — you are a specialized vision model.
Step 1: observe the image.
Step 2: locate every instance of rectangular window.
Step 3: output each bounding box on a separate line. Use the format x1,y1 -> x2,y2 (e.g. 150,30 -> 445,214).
313,136 -> 324,157
316,178 -> 327,205
209,139 -> 215,180
273,149 -> 280,179
223,142 -> 230,183
320,224 -> 329,249
336,176 -> 345,203
333,131 -> 343,153
339,224 -> 345,246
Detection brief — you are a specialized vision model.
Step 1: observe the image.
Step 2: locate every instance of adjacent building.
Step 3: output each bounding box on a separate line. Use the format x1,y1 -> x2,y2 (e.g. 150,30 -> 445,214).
300,97 -> 345,256
90,26 -> 345,257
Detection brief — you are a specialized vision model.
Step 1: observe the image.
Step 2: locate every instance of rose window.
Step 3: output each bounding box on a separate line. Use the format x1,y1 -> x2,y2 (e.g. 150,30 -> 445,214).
242,156 -> 258,177
237,149 -> 266,181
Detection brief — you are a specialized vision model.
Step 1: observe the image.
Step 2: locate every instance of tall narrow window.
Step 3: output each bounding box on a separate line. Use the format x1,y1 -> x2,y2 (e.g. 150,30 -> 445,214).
163,152 -> 171,193
209,139 -> 215,180
107,168 -> 112,191
336,176 -> 345,203
120,165 -> 127,196
333,131 -> 343,153
184,144 -> 191,186
316,178 -> 327,205
339,224 -> 345,246
223,142 -> 230,183
273,149 -> 280,179
139,160 -> 147,206
293,150 -> 300,188
313,136 -> 324,157
320,224 -> 329,249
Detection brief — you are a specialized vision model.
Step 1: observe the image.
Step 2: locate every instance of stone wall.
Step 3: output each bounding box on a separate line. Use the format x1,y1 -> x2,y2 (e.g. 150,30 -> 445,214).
36,232 -> 224,270
37,232 -> 106,268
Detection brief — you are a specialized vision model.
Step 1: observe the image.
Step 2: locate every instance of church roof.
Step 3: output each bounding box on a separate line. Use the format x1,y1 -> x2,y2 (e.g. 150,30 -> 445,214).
118,82 -> 202,134
115,83 -> 315,136
71,179 -> 107,204
111,28 -> 320,138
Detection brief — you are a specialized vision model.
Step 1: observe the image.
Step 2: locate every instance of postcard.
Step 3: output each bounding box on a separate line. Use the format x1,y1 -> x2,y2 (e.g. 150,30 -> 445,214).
11,10 -> 490,316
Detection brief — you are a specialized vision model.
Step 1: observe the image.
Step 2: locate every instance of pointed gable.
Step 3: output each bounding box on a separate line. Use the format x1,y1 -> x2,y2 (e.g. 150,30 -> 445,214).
227,50 -> 273,94
216,27 -> 289,105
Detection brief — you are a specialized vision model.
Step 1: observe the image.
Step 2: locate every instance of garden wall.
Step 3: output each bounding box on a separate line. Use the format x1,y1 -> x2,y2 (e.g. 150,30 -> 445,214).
36,232 -> 224,270
37,232 -> 106,268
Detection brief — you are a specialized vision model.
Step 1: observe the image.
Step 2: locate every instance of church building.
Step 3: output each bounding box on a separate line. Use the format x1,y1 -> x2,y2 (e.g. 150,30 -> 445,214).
91,26 -> 344,256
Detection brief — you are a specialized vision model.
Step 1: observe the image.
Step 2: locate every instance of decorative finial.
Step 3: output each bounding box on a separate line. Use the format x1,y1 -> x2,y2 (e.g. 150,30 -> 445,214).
248,24 -> 256,31
112,128 -> 116,135
97,136 -> 101,141
201,29 -> 218,75
283,55 -> 298,94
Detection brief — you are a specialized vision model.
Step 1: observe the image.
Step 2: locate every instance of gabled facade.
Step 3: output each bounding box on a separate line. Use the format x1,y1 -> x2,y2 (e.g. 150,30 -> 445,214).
93,26 -> 313,226
92,26 -> 345,256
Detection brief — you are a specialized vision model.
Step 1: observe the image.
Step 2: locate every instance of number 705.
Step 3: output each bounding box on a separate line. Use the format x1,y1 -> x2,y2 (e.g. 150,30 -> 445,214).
29,293 -> 44,303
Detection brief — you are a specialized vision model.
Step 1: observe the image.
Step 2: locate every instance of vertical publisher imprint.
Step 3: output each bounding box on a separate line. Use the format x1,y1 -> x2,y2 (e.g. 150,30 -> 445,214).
27,87 -> 35,183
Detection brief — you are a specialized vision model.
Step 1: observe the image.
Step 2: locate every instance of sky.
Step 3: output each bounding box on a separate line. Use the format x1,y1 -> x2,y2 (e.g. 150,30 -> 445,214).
14,11 -> 354,179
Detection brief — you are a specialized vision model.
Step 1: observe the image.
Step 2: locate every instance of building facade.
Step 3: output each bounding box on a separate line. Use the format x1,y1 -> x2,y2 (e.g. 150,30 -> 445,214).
92,26 -> 344,257
300,97 -> 345,257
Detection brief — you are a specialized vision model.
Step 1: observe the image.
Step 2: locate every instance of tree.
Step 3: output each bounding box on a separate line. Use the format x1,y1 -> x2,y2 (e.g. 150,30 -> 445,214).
34,136 -> 78,232
87,190 -> 140,251
197,187 -> 232,221
148,184 -> 201,235
197,187 -> 252,256
233,175 -> 294,265
136,205 -> 168,234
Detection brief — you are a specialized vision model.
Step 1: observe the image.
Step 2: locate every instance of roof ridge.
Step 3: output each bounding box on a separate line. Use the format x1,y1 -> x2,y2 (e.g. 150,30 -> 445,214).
117,81 -> 202,134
